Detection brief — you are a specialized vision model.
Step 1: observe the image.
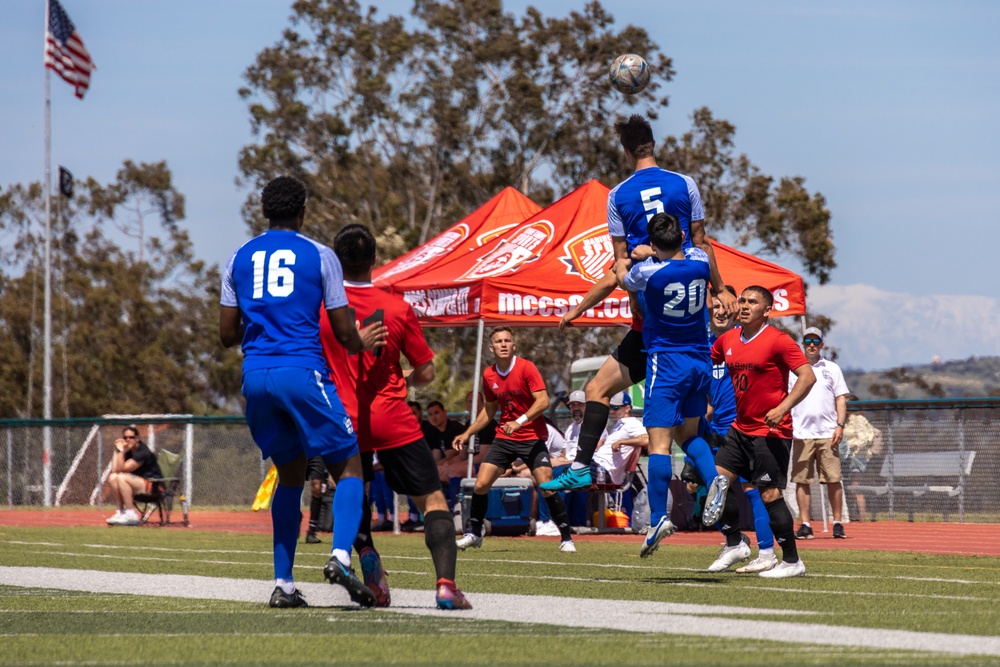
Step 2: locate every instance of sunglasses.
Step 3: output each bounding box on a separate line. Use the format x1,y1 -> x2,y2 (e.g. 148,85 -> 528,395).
123,435 -> 137,440
609,404 -> 626,410
803,337 -> 822,345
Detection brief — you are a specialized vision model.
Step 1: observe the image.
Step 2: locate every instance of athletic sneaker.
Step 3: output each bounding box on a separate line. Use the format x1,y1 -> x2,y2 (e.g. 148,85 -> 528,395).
106,510 -> 125,525
323,558 -> 377,607
707,535 -> 752,572
735,552 -> 779,574
119,509 -> 141,526
758,559 -> 806,578
639,516 -> 675,559
535,520 -> 561,537
305,532 -> 321,544
539,466 -> 592,492
702,475 -> 730,526
435,582 -> 473,610
833,523 -> 846,539
268,586 -> 308,608
359,547 -> 391,608
795,524 -> 814,540
559,540 -> 577,553
456,531 -> 483,551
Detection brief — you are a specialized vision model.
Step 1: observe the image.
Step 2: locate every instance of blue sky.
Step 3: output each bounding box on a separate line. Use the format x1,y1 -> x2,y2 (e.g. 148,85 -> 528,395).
2,1 -> 999,366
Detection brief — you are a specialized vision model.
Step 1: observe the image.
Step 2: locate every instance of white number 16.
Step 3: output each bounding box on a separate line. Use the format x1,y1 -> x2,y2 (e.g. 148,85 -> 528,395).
251,249 -> 296,298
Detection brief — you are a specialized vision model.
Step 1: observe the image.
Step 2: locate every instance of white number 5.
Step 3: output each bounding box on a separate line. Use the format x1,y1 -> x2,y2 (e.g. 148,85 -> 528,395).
641,187 -> 663,222
251,249 -> 296,298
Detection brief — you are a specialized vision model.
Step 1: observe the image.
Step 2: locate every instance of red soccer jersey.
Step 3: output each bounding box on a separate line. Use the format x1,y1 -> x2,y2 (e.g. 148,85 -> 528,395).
710,324 -> 809,438
482,356 -> 548,442
320,283 -> 434,452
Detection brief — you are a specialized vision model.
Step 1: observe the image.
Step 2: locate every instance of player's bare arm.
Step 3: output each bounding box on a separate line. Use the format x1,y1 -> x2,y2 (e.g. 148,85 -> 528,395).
454,400 -> 498,450
691,219 -> 737,314
406,361 -> 435,388
501,389 -> 550,436
326,306 -> 387,353
559,269 -> 618,331
219,306 -> 243,348
631,244 -> 654,261
612,236 -> 631,288
764,363 -> 816,428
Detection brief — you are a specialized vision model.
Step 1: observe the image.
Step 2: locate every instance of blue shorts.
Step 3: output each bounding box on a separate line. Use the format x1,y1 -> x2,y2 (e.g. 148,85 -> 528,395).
242,367 -> 358,466
643,350 -> 711,429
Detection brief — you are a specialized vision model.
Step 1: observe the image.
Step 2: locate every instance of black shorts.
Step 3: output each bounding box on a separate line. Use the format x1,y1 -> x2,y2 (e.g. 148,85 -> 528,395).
714,427 -> 790,490
306,456 -> 328,481
482,437 -> 550,472
360,451 -> 375,484
376,438 -> 442,497
610,328 -> 646,384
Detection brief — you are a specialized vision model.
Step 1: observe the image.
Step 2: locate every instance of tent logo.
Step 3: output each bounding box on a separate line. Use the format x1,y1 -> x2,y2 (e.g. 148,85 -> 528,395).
458,221 -> 555,282
558,225 -> 614,284
475,223 -> 519,247
376,224 -> 471,282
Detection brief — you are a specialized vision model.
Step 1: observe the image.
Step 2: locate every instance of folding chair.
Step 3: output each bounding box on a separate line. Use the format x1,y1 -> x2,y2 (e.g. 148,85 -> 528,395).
590,447 -> 646,531
133,449 -> 188,526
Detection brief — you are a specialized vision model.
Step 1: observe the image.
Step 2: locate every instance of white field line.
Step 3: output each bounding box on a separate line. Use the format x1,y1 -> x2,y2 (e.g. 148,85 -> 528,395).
1,566 -> 999,658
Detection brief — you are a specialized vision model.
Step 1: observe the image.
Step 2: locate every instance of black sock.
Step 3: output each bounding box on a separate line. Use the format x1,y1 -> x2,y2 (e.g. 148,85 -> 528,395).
720,490 -> 742,546
308,493 -> 322,532
765,497 -> 798,562
353,493 -> 375,553
543,492 -> 573,541
469,492 -> 489,537
424,509 -> 457,582
574,401 -> 610,466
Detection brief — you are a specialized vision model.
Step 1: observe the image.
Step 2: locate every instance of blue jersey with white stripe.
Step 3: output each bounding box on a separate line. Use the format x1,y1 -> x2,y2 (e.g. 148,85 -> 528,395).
707,330 -> 738,436
623,249 -> 711,355
221,229 -> 348,373
607,167 -> 704,256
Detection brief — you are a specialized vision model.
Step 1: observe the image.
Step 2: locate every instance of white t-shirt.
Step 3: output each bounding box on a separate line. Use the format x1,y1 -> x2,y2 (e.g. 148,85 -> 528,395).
545,423 -> 568,459
789,358 -> 849,439
560,420 -> 582,462
592,416 -> 646,485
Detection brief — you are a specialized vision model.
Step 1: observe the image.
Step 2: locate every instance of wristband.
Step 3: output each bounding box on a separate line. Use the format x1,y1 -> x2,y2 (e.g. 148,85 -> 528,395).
515,414 -> 529,426
836,422 -> 846,428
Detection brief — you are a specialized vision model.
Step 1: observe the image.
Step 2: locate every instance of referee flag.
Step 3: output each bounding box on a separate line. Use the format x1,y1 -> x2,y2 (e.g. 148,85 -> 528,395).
45,0 -> 95,99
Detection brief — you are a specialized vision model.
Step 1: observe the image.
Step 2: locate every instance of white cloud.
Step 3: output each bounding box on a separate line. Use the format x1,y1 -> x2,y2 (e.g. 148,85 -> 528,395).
807,284 -> 1000,370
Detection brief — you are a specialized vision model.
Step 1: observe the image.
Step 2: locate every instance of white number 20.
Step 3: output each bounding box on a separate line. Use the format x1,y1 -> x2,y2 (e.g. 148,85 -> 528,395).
662,278 -> 707,318
251,249 -> 296,298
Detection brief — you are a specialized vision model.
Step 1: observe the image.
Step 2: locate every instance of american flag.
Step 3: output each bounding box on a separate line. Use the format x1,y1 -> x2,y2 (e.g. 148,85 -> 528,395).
44,0 -> 95,99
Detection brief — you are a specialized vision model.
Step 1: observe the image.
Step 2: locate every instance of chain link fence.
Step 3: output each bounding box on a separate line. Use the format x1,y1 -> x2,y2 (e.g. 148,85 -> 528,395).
1,398 -> 998,522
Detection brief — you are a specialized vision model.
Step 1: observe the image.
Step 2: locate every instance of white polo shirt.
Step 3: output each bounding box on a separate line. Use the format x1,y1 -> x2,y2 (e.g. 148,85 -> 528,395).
789,358 -> 850,439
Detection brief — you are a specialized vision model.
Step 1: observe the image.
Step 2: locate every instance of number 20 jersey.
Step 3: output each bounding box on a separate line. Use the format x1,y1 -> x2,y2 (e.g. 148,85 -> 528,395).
221,229 -> 348,373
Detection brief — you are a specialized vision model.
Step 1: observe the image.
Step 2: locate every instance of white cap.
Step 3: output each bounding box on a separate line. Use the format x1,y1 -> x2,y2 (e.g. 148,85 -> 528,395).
568,390 -> 586,404
803,326 -> 824,340
609,391 -> 632,407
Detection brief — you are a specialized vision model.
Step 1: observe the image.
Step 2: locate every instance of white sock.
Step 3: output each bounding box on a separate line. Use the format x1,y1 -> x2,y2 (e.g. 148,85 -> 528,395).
759,547 -> 775,557
801,522 -> 811,527
332,548 -> 351,567
569,462 -> 587,471
275,578 -> 295,595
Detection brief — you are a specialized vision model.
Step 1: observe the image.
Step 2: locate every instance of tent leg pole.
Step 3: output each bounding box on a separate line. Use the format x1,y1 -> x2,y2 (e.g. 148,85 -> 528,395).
468,319 -> 485,479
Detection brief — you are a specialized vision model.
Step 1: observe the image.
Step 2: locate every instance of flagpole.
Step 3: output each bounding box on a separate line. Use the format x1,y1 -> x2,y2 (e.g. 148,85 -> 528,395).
43,0 -> 54,507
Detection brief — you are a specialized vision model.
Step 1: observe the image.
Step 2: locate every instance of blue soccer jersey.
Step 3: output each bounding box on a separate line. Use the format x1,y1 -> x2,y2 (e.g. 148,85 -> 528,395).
221,230 -> 348,374
706,330 -> 738,437
607,167 -> 705,256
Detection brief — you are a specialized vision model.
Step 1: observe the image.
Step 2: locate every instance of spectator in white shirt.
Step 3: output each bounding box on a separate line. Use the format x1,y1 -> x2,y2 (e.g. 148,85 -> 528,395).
592,391 -> 648,486
788,327 -> 850,539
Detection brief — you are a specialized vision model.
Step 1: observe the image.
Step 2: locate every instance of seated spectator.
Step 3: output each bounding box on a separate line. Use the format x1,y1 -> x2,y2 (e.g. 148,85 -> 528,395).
105,426 -> 162,526
592,392 -> 648,486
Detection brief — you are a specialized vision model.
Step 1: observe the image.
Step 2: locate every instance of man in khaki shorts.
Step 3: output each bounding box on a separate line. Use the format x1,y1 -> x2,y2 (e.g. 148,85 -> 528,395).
789,327 -> 850,539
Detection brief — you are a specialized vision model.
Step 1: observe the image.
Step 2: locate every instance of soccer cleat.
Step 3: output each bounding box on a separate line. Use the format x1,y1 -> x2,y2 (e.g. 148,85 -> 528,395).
535,520 -> 561,537
559,540 -> 577,553
833,523 -> 846,539
735,552 -> 779,574
359,547 -> 391,608
758,559 -> 806,579
707,535 -> 752,572
456,531 -> 483,551
539,466 -> 592,492
305,532 -> 321,544
639,516 -> 675,559
268,586 -> 308,608
435,582 -> 473,610
323,557 -> 377,607
795,524 -> 814,540
702,475 -> 730,526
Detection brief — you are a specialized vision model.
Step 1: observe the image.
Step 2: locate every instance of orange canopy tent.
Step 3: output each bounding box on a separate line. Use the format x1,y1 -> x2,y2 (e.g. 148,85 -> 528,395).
373,186 -> 542,287
389,180 -> 806,326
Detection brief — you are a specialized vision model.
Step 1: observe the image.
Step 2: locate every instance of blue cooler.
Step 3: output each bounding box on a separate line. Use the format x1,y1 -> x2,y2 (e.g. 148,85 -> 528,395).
460,477 -> 533,535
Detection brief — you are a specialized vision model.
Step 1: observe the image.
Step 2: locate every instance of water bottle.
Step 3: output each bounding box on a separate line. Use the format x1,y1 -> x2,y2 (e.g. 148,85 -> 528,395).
595,466 -> 607,485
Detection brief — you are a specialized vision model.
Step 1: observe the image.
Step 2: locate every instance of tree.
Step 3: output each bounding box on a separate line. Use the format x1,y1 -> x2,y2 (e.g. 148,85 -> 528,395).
0,162 -> 241,418
237,0 -> 836,396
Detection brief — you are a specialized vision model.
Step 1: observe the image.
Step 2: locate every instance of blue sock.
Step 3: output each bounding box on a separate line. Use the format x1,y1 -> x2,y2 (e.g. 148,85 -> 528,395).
271,483 -> 303,581
681,436 -> 718,490
332,476 -> 364,555
647,454 -> 672,526
745,486 -> 774,550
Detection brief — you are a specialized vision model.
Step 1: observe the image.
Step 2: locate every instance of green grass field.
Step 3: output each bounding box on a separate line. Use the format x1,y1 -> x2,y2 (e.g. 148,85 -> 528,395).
2,526 -> 1000,666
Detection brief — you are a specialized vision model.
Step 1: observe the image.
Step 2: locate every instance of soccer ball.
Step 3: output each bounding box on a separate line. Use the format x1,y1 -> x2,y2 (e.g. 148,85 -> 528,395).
609,54 -> 651,95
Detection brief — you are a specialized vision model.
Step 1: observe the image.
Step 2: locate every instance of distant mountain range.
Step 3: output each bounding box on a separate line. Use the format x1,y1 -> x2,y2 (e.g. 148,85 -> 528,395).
806,284 -> 1000,370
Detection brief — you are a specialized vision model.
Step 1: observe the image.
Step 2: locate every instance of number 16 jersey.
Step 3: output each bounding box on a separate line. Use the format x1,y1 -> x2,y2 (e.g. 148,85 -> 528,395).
221,229 -> 348,373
